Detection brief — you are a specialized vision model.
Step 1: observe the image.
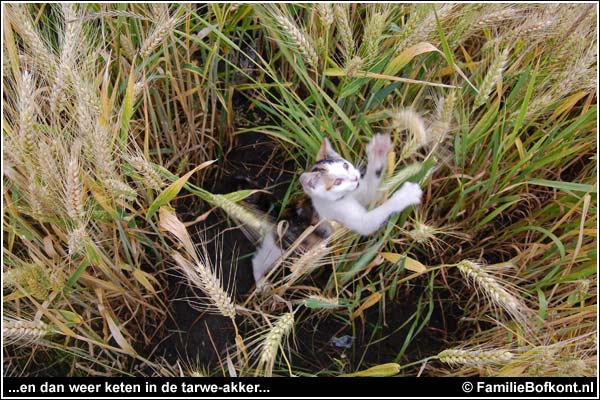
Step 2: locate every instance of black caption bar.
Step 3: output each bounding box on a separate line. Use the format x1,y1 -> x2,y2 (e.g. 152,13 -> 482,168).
3,377 -> 597,398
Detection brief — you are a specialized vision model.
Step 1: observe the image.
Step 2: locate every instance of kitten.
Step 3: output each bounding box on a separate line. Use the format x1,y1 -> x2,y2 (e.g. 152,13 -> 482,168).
252,134 -> 423,284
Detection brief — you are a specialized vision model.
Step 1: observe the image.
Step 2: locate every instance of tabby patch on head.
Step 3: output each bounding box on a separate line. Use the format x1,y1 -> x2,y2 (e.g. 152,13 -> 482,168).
300,138 -> 361,202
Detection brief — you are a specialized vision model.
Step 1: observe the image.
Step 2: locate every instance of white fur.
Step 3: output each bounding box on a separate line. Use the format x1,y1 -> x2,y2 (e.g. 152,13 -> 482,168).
251,232 -> 283,285
300,161 -> 361,202
303,134 -> 422,235
251,134 -> 423,284
310,181 -> 422,235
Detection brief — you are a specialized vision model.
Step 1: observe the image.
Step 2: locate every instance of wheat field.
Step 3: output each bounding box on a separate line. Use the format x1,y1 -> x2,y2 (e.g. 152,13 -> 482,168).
2,3 -> 597,377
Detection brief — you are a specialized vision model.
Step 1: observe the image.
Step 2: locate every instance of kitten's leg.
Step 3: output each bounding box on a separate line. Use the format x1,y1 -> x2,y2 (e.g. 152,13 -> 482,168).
252,233 -> 283,285
339,182 -> 422,236
354,133 -> 392,207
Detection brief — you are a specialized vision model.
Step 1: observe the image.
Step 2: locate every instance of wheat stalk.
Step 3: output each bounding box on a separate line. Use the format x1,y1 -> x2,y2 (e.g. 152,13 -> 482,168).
429,90 -> 456,144
64,140 -> 85,223
67,225 -> 89,256
457,260 -> 531,328
380,163 -> 422,193
159,208 -> 236,320
283,237 -> 334,287
139,13 -> 180,59
333,4 -> 354,61
127,155 -> 165,191
74,9 -> 154,22
524,334 -> 597,376
344,55 -> 363,78
37,139 -> 63,202
74,75 -> 118,182
556,360 -> 594,377
407,220 -> 437,245
287,240 -> 331,277
315,4 -> 334,26
403,212 -> 470,252
7,4 -> 57,79
92,127 -> 117,180
574,279 -> 591,304
26,176 -> 47,218
515,13 -> 558,39
256,312 -> 295,377
172,252 -> 236,319
104,179 -> 137,200
390,108 -> 428,147
3,317 -> 52,345
74,72 -> 118,186
438,348 -> 515,367
475,7 -> 518,28
395,5 -> 456,51
18,71 -> 37,159
550,9 -> 595,70
361,5 -> 390,57
273,13 -> 319,68
21,263 -> 51,300
524,40 -> 595,122
150,4 -> 170,21
75,73 -> 101,132
11,256 -> 61,296
209,194 -> 274,239
395,5 -> 429,51
473,48 -> 509,109
3,135 -> 23,171
60,3 -> 81,66
52,4 -> 82,114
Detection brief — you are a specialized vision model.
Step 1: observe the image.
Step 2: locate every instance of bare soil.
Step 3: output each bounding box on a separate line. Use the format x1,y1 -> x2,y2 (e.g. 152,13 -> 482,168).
155,132 -> 462,376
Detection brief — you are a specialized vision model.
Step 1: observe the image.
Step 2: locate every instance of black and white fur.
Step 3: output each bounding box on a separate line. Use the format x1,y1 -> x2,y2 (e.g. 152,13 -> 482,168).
252,134 -> 422,284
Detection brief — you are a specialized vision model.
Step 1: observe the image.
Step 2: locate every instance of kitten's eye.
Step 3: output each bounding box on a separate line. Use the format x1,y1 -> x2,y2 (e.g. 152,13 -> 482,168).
334,178 -> 343,185
343,163 -> 349,170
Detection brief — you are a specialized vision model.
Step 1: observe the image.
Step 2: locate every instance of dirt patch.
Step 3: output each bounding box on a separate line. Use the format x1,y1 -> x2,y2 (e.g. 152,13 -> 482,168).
290,277 -> 463,376
158,132 -> 296,368
157,132 -> 461,375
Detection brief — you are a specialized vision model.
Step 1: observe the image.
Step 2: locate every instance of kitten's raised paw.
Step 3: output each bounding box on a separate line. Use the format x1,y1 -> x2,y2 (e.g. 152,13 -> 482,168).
401,181 -> 423,205
366,133 -> 392,161
391,181 -> 423,209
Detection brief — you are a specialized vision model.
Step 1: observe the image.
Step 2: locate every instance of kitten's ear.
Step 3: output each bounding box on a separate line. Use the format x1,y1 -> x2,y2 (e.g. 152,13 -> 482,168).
316,137 -> 342,161
300,172 -> 319,190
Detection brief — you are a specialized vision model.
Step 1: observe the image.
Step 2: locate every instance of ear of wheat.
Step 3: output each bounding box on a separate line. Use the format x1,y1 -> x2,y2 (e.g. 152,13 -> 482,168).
172,252 -> 236,320
473,48 -> 509,108
272,11 -> 319,68
438,348 -> 515,367
159,208 -> 236,320
209,194 -> 274,239
63,140 -> 85,224
333,4 -> 355,62
429,90 -> 457,145
390,108 -> 428,147
7,4 -> 57,79
3,317 -> 53,346
457,260 -> 532,330
139,13 -> 181,60
256,312 -> 295,377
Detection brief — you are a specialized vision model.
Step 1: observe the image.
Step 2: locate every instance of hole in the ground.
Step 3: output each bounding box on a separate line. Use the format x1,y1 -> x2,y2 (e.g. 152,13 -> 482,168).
150,132 -> 463,375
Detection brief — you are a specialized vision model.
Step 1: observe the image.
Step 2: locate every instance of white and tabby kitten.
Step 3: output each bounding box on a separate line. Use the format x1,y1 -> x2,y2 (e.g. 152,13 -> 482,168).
252,134 -> 423,284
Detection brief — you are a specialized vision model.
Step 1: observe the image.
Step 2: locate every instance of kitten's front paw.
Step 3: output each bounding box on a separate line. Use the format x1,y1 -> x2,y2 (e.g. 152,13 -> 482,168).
401,181 -> 423,206
392,181 -> 423,209
366,133 -> 392,161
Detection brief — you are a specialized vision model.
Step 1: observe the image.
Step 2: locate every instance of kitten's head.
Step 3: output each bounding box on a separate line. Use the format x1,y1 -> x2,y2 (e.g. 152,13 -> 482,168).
300,138 -> 361,202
